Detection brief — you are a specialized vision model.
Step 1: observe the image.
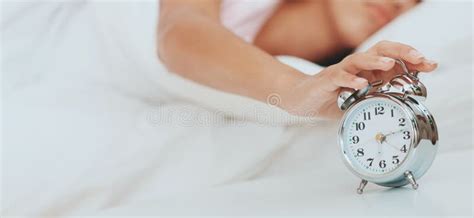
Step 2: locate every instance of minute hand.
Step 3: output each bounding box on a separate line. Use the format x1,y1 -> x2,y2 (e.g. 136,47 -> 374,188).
383,129 -> 405,137
384,140 -> 402,151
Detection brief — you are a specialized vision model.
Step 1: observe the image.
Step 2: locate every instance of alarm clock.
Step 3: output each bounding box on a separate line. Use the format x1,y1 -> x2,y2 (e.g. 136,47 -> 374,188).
337,59 -> 438,194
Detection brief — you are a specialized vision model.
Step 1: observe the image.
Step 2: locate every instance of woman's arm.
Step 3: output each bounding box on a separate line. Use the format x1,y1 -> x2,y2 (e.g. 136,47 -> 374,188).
157,0 -> 437,119
158,0 -> 308,103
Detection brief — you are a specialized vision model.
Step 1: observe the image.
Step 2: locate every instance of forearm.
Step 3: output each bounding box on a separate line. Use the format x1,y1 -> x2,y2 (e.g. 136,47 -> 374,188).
157,9 -> 307,103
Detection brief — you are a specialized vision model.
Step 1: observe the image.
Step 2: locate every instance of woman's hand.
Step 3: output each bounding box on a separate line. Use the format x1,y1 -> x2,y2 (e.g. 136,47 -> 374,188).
277,41 -> 438,119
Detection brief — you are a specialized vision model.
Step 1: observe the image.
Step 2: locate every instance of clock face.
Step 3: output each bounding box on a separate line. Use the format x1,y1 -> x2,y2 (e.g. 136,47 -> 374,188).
341,97 -> 414,175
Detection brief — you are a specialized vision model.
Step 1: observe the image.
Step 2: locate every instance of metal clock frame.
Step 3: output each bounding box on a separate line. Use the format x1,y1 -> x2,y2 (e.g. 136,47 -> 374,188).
338,92 -> 438,194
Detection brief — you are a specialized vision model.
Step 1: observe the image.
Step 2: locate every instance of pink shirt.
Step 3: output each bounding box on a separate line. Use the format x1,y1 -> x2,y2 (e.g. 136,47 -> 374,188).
220,0 -> 281,43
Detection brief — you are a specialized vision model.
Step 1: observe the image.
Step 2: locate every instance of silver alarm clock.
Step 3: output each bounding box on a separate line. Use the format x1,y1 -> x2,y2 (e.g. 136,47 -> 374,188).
337,59 -> 438,194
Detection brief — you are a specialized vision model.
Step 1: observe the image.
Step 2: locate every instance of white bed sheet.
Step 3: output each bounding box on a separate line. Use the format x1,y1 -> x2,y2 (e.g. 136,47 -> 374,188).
1,1 -> 473,217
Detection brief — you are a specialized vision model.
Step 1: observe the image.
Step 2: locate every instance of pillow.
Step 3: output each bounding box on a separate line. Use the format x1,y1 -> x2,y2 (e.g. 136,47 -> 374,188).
357,0 -> 472,61
357,1 -> 473,152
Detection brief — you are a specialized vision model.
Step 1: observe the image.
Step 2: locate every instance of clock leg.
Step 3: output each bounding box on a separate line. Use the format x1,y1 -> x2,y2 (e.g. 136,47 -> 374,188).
404,171 -> 419,190
357,179 -> 368,194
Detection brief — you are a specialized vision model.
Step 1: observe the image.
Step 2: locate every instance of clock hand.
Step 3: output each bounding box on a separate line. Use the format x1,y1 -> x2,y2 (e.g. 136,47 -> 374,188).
384,140 -> 401,151
383,129 -> 405,137
377,142 -> 383,156
374,133 -> 383,157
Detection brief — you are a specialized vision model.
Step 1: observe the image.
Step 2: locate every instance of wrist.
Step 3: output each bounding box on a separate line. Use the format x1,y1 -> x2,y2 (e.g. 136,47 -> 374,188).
271,67 -> 309,110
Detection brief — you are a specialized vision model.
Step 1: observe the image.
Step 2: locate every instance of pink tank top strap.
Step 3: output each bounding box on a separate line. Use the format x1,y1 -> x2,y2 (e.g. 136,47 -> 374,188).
220,0 -> 281,43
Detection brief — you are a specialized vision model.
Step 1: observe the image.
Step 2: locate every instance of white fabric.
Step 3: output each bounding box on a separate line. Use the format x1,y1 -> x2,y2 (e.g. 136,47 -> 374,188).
1,0 -> 473,217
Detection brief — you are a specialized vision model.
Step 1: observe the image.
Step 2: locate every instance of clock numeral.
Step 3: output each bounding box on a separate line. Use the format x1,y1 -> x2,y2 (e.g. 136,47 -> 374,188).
399,118 -> 406,126
375,106 -> 385,115
400,144 -> 408,153
379,160 -> 387,168
356,148 -> 364,157
363,112 -> 371,121
355,122 -> 366,131
403,131 -> 411,140
392,155 -> 400,164
366,158 -> 374,167
351,135 -> 360,144
391,109 -> 394,117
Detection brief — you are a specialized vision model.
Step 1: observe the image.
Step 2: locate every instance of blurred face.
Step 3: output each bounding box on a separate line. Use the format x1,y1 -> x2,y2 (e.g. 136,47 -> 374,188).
328,0 -> 419,47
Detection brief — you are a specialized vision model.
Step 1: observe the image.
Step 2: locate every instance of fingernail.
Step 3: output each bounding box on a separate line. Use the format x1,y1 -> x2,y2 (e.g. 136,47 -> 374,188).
409,49 -> 424,59
424,59 -> 438,65
379,57 -> 395,64
354,77 -> 368,84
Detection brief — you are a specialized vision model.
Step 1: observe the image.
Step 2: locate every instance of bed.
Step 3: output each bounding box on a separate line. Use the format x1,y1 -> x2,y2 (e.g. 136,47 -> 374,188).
1,0 -> 473,216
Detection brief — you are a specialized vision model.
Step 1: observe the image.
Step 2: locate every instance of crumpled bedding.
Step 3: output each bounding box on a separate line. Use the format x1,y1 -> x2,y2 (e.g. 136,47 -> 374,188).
1,1 -> 472,217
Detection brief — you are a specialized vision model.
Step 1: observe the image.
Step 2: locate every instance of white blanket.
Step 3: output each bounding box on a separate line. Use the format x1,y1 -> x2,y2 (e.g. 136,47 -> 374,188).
1,1 -> 473,216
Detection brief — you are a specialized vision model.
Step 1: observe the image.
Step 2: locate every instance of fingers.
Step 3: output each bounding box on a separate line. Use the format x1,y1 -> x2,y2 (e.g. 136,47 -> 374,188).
322,66 -> 368,91
369,40 -> 438,72
323,52 -> 397,91
369,40 -> 422,64
407,59 -> 438,72
320,41 -> 439,92
341,52 -> 396,74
